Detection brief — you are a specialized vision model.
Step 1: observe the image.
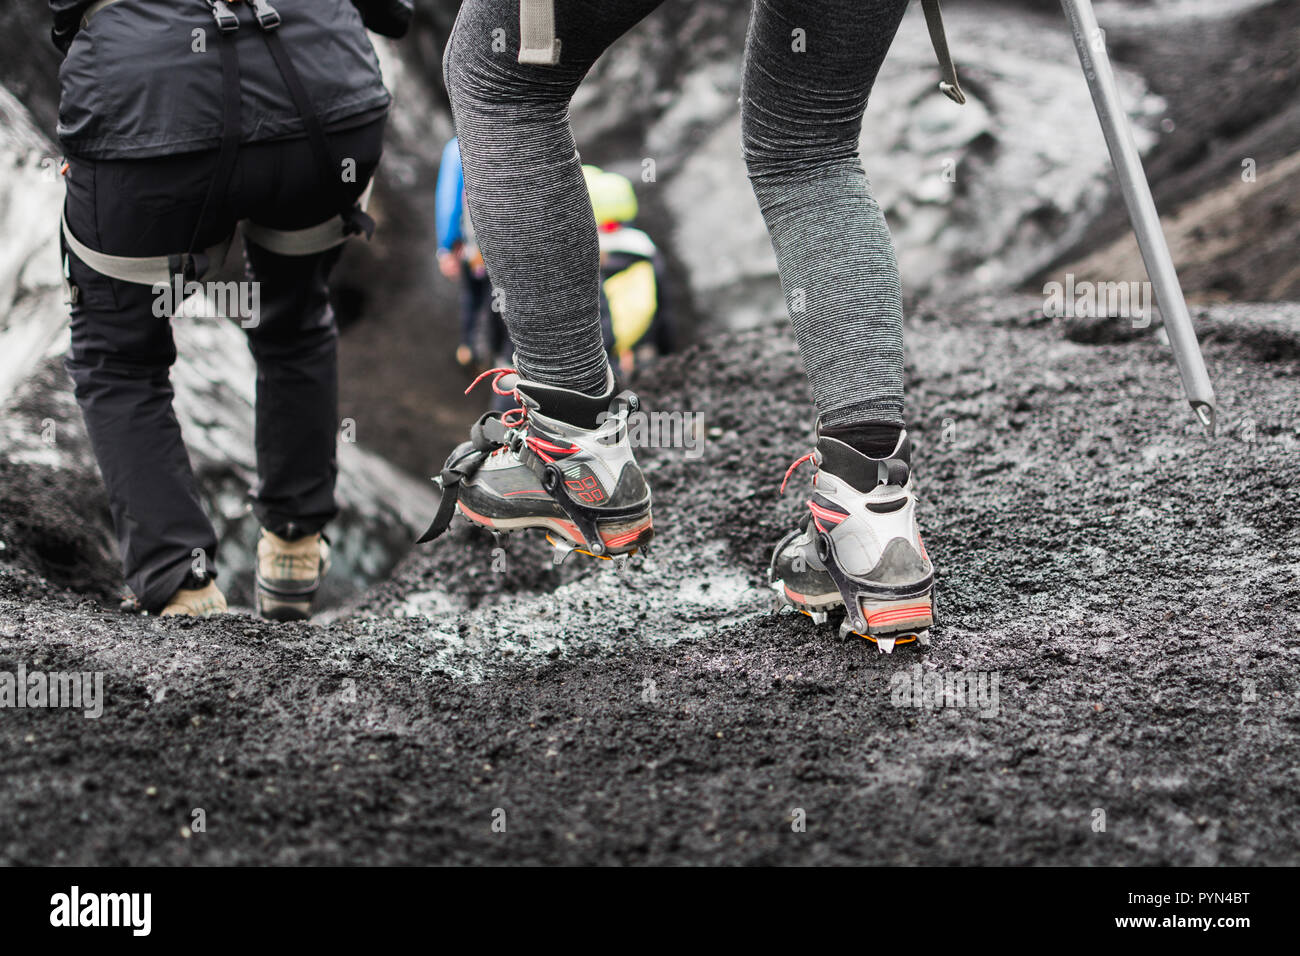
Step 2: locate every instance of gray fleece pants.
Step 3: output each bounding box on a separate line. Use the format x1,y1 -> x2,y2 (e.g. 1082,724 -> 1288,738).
444,0 -> 910,428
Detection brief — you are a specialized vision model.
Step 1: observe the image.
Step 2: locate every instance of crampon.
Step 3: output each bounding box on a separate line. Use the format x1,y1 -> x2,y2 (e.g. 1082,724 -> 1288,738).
768,429 -> 933,654
417,366 -> 653,566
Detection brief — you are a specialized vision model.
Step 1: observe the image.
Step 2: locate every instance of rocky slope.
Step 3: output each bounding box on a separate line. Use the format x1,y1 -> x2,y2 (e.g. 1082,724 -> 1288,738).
1048,0 -> 1300,300
2,298 -> 1297,864
1,0 -> 1297,865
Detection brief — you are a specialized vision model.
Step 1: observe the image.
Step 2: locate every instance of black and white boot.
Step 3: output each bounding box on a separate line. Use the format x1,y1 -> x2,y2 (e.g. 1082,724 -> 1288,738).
418,366 -> 653,563
770,428 -> 933,653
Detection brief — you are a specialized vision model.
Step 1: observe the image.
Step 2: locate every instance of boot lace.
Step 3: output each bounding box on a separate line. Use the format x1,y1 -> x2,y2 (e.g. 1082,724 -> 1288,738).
779,452 -> 814,495
466,366 -> 528,429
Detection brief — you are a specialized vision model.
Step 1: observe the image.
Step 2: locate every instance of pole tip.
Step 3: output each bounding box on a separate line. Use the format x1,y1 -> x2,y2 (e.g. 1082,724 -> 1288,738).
1192,402 -> 1216,437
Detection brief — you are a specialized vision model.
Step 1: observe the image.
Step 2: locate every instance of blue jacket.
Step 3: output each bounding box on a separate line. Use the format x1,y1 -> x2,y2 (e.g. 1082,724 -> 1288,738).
435,138 -> 467,254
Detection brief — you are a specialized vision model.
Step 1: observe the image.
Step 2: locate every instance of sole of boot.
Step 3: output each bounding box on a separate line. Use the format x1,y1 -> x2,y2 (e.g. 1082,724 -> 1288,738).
457,501 -> 653,556
256,590 -> 313,622
774,577 -> 933,649
859,594 -> 933,637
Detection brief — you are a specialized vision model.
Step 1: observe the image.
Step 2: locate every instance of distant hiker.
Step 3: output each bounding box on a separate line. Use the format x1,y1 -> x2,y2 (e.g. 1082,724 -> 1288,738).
50,0 -> 412,619
424,0 -> 949,653
583,165 -> 674,375
438,157 -> 638,400
435,136 -> 507,370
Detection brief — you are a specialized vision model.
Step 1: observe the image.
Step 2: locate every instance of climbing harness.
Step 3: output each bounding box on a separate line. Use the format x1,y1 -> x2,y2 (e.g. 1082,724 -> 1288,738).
64,0 -> 376,286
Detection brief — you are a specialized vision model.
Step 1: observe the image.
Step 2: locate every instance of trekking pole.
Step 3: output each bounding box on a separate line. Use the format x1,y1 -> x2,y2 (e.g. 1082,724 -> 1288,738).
1059,0 -> 1217,434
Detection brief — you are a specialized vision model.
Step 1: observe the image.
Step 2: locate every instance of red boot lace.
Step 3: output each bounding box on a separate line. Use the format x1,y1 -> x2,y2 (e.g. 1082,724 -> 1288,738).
779,452 -> 814,495
466,366 -> 528,428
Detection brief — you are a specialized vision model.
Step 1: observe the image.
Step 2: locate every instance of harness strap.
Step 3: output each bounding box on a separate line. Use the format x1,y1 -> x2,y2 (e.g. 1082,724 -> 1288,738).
185,2 -> 244,260
246,0 -> 281,30
518,0 -> 561,65
61,210 -> 233,286
920,0 -> 966,105
64,0 -> 240,285
257,5 -> 375,239
68,0 -> 376,286
243,179 -> 374,255
63,181 -> 373,282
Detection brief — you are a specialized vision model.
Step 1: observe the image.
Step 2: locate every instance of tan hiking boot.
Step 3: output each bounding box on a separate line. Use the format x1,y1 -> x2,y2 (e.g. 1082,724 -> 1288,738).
256,529 -> 331,621
160,578 -> 228,618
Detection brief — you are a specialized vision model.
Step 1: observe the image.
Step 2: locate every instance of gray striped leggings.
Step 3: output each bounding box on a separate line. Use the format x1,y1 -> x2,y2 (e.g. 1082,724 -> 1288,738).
444,0 -> 910,429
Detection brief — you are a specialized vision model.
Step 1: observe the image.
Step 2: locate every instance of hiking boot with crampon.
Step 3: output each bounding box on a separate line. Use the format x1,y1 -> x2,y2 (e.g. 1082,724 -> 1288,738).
255,529 -> 331,621
770,428 -> 933,653
418,367 -> 653,564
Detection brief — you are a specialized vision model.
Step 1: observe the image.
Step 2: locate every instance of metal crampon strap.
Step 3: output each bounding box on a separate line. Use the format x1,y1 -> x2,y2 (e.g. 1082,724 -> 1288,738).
416,413 -> 511,544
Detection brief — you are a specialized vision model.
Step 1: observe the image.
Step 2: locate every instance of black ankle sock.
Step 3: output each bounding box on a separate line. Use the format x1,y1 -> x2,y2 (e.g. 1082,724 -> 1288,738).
517,381 -> 611,429
822,422 -> 903,459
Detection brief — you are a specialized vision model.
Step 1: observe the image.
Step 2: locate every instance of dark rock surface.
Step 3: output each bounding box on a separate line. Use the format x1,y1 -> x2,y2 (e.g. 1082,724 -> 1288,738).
1044,0 -> 1300,302
2,298 -> 1296,865
1,0 -> 1297,866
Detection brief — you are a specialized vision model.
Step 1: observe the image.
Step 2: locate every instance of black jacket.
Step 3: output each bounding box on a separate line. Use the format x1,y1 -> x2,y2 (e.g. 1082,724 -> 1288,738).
49,0 -> 405,159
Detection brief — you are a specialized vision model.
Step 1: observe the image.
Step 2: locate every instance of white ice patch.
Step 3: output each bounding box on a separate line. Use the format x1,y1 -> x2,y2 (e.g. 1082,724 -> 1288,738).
399,547 -> 772,682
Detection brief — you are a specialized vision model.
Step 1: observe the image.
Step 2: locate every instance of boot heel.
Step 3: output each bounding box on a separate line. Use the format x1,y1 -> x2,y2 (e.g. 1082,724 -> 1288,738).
597,511 -> 654,553
860,594 -> 933,636
255,589 -> 313,622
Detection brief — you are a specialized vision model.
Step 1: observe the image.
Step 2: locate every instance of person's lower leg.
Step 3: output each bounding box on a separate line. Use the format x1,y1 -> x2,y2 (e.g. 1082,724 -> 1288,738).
743,0 -> 911,447
442,0 -> 665,399
243,243 -> 342,539
66,302 -> 218,610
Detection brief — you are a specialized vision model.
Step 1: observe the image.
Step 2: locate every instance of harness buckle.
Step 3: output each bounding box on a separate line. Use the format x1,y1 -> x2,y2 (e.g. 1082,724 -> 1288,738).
207,0 -> 240,33
167,252 -> 200,285
248,0 -> 282,31
340,205 -> 376,241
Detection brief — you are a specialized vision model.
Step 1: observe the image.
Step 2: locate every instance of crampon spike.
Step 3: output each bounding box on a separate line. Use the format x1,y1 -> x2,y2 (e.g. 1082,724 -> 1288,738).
547,534 -> 578,566
544,533 -> 638,566
837,618 -> 922,653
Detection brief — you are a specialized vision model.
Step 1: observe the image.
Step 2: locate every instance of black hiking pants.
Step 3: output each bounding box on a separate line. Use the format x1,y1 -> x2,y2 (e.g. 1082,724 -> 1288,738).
62,117 -> 385,612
